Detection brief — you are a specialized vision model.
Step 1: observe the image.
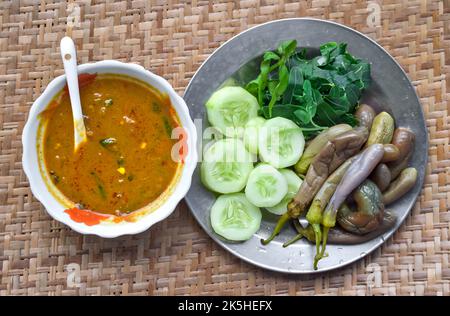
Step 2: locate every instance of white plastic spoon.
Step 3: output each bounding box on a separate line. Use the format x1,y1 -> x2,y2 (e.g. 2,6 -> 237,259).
60,36 -> 87,152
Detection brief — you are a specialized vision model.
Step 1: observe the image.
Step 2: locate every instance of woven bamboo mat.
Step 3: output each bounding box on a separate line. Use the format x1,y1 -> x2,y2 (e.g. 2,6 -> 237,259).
0,0 -> 449,296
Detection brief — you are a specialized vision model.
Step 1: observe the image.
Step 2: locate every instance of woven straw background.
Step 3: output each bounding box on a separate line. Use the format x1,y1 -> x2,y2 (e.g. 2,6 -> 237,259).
0,0 -> 449,296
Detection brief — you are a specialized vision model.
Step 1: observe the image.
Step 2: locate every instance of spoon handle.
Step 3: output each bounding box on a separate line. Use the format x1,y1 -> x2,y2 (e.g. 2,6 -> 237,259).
60,36 -> 87,151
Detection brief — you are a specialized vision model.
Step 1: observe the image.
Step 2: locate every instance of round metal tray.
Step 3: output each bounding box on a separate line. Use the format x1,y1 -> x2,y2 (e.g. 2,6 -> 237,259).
183,18 -> 427,273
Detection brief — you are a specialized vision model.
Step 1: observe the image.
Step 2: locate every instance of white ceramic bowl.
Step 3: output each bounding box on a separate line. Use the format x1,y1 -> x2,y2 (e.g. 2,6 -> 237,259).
22,60 -> 198,238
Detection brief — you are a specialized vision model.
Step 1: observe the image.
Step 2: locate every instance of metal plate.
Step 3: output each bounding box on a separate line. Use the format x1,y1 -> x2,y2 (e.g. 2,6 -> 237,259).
183,18 -> 427,273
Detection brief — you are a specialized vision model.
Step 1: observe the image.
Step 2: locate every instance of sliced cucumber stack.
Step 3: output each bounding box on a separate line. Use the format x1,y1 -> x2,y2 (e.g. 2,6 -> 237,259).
266,169 -> 303,215
201,138 -> 254,194
258,117 -> 305,168
245,163 -> 288,208
210,193 -> 262,241
205,86 -> 259,137
243,117 -> 266,154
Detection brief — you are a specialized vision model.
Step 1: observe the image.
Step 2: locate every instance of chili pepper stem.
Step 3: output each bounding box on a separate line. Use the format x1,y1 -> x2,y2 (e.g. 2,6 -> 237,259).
314,226 -> 330,269
311,223 -> 322,269
282,233 -> 304,248
261,212 -> 290,245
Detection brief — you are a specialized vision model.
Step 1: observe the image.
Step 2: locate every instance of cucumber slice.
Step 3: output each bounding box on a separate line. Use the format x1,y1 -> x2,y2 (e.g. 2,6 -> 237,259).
245,163 -> 288,207
266,169 -> 303,215
201,138 -> 254,194
258,117 -> 305,168
206,86 -> 259,137
210,193 -> 262,241
243,117 -> 266,154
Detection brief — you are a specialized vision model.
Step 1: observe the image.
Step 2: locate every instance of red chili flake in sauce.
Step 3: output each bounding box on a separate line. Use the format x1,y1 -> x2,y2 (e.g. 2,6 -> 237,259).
64,208 -> 110,226
178,127 -> 188,164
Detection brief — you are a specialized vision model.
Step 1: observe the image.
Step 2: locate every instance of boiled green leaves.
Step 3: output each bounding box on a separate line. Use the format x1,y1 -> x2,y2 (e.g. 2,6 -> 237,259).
246,40 -> 371,139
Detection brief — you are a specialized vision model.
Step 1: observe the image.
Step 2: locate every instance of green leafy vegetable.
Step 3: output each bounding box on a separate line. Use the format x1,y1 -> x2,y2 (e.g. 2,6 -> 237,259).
152,102 -> 161,112
100,137 -> 117,147
247,40 -> 371,139
163,117 -> 172,138
90,171 -> 106,199
246,40 -> 297,116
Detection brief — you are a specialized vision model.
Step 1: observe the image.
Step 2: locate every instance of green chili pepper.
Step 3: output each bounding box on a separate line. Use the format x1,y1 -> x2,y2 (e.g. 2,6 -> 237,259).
294,124 -> 352,175
317,144 -> 384,268
90,171 -> 107,200
306,156 -> 356,269
261,127 -> 368,246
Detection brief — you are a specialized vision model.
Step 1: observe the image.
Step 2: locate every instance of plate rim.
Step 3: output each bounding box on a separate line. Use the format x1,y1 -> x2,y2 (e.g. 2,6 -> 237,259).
183,17 -> 428,274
